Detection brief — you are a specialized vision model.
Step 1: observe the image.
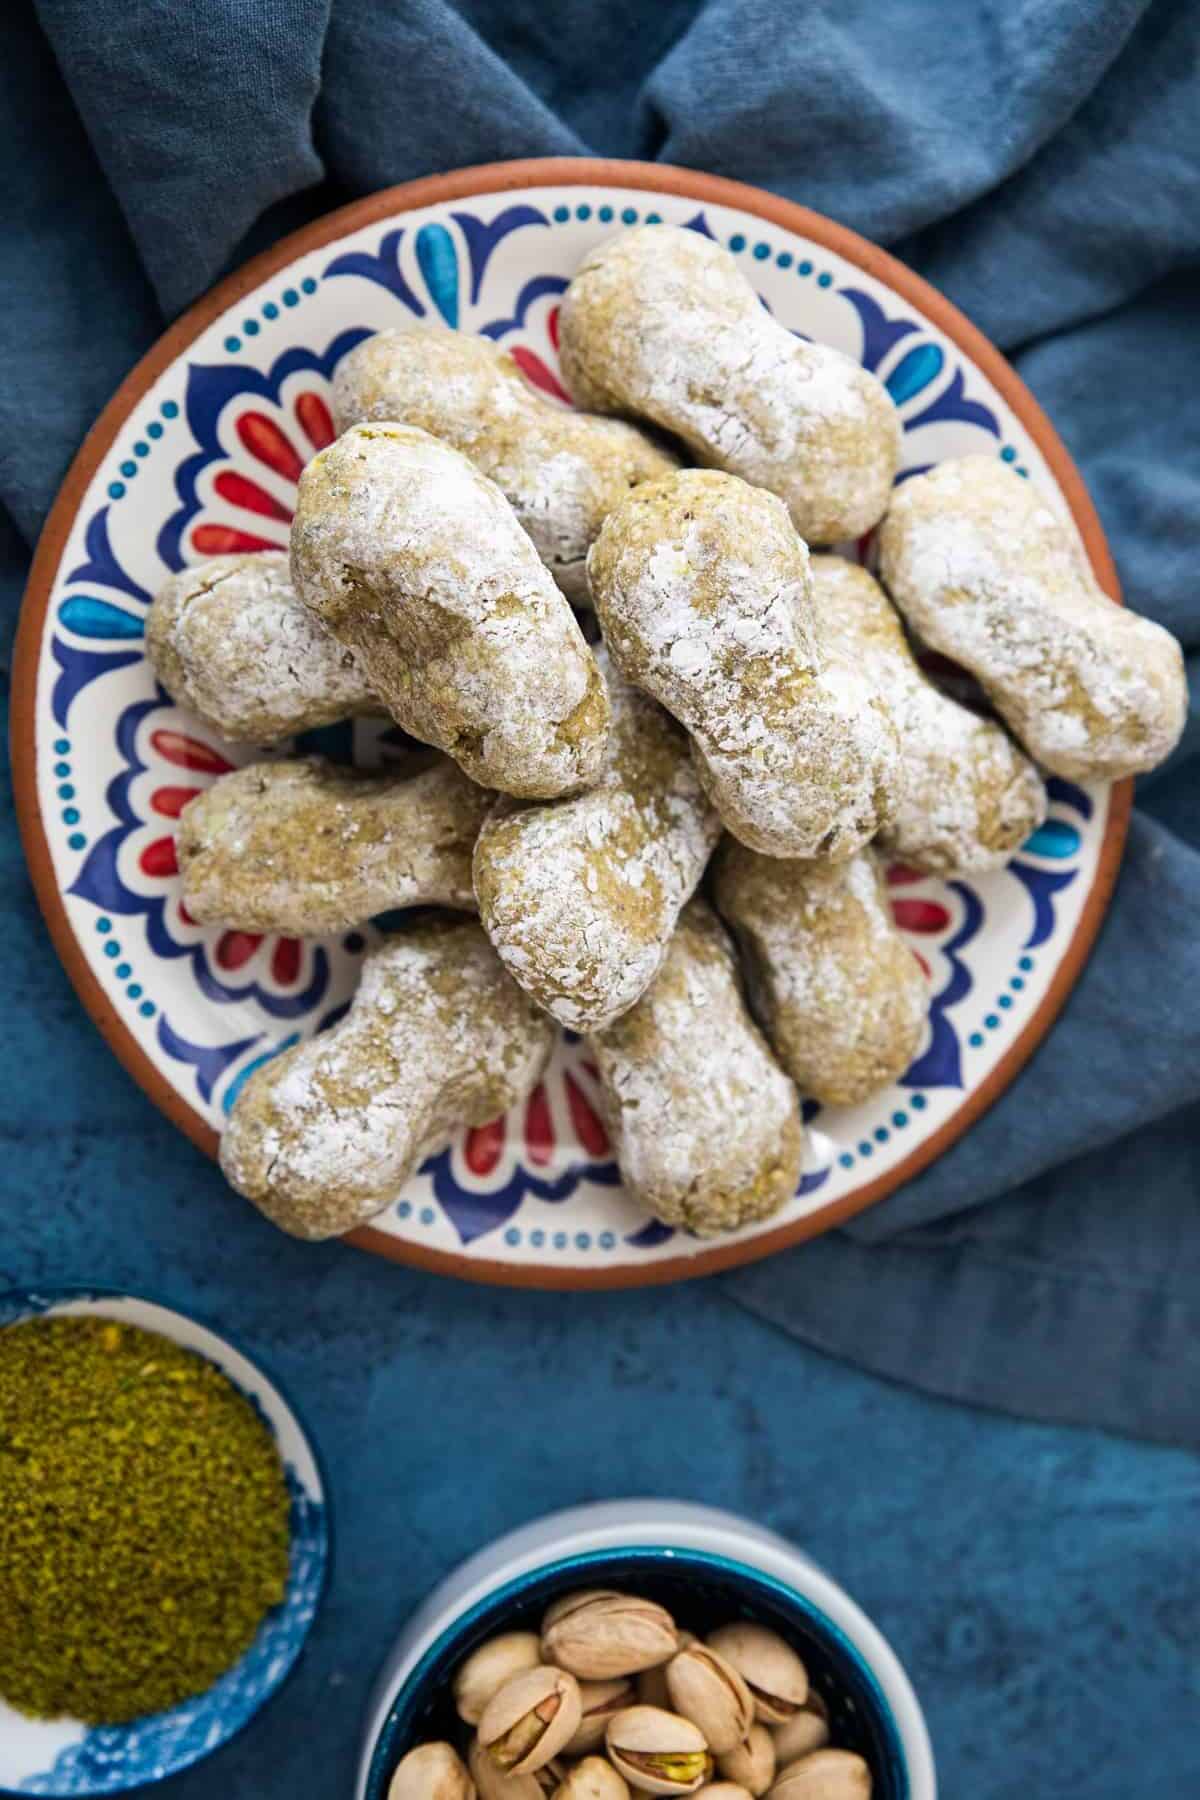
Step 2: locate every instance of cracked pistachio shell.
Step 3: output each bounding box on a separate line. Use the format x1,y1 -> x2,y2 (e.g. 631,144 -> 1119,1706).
566,1677 -> 639,1753
770,1695 -> 830,1769
638,1632 -> 695,1709
767,1750 -> 871,1800
717,1724 -> 776,1796
542,1589 -> 618,1630
542,1592 -> 679,1679
469,1736 -> 544,1800
552,1756 -> 631,1800
479,1667 -> 583,1775
455,1633 -> 544,1725
665,1643 -> 754,1755
704,1629 -> 808,1727
662,1641 -> 755,1749
389,1743 -> 475,1800
606,1705 -> 713,1797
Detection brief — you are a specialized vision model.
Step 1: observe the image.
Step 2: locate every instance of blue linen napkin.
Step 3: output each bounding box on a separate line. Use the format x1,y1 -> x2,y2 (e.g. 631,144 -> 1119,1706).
2,0 -> 1198,1448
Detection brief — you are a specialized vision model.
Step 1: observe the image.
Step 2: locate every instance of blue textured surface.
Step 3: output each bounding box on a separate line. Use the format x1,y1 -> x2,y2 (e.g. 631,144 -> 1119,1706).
1,3 -> 1198,1795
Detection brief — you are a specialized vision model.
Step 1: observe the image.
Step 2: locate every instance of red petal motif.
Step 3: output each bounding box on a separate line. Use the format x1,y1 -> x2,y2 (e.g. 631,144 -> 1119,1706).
149,730 -> 232,775
192,524 -> 285,556
564,1071 -> 609,1156
151,785 -> 203,818
236,411 -> 304,482
271,938 -> 302,985
892,898 -> 951,934
214,470 -> 293,523
464,1117 -> 505,1177
139,836 -> 178,878
216,931 -> 262,971
510,346 -> 571,406
524,1084 -> 554,1166
294,392 -> 335,450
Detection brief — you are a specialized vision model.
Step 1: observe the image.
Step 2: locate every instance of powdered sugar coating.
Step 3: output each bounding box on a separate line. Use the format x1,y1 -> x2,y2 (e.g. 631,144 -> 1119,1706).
178,754 -> 491,933
473,649 -> 721,1031
558,225 -> 900,544
878,456 -> 1187,781
332,327 -> 679,602
587,899 -> 804,1235
810,555 -> 1047,874
713,842 -> 927,1108
146,552 -> 378,744
220,918 -> 555,1239
588,470 -> 900,859
290,423 -> 610,798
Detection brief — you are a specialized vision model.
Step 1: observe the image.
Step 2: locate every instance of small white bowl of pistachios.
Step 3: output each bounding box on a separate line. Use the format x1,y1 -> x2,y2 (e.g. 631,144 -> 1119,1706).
356,1502 -> 935,1800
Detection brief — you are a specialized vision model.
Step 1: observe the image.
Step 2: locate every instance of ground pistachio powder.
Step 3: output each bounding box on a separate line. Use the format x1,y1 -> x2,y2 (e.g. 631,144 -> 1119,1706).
0,1315 -> 291,1723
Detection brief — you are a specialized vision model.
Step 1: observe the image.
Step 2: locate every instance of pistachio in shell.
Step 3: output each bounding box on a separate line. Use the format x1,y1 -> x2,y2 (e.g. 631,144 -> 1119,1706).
479,1667 -> 583,1775
566,1677 -> 639,1754
767,1750 -> 871,1800
638,1632 -> 695,1710
717,1723 -> 776,1797
469,1736 -> 544,1800
771,1694 -> 830,1769
705,1627 -> 808,1727
389,1742 -> 475,1800
455,1633 -> 544,1725
552,1755 -> 631,1800
542,1592 -> 678,1679
606,1705 -> 714,1797
665,1643 -> 754,1754
542,1589 -> 616,1629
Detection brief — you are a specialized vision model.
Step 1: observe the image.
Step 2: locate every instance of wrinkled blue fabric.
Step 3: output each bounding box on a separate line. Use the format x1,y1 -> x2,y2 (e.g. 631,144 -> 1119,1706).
1,6 -> 1198,1792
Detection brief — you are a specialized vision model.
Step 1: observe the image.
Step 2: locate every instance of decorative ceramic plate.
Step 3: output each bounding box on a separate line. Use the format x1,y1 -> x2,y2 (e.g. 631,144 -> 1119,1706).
13,159 -> 1129,1289
0,1288 -> 328,1796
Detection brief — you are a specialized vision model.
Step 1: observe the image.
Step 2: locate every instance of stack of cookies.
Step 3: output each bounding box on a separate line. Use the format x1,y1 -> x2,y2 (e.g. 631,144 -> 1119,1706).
145,225 -> 1187,1242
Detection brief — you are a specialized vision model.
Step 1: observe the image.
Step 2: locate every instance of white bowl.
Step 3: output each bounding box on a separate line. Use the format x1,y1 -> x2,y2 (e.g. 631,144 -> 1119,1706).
357,1500 -> 935,1800
0,1287 -> 329,1796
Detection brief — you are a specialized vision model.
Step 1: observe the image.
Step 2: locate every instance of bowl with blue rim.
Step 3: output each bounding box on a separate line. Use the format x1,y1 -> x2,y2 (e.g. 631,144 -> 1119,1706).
357,1500 -> 936,1800
0,1285 -> 330,1797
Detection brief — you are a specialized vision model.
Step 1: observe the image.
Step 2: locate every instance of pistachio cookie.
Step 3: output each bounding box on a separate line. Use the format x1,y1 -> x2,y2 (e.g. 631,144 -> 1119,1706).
220,918 -> 555,1239
291,423 -> 611,798
472,649 -> 721,1031
588,471 -> 899,860
146,552 -> 377,743
809,555 -> 1047,874
587,900 -> 805,1235
712,842 -> 927,1108
558,225 -> 900,544
332,328 -> 679,601
178,755 -> 490,933
878,456 -> 1187,782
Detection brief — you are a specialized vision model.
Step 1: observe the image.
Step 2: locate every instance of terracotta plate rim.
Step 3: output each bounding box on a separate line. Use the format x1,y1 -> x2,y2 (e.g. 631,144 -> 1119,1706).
10,156 -> 1132,1290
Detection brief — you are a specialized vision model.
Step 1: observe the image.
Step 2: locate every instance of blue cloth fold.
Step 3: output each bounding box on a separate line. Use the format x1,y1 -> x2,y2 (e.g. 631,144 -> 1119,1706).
3,0 -> 1198,1448
2,6 -> 1199,1795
